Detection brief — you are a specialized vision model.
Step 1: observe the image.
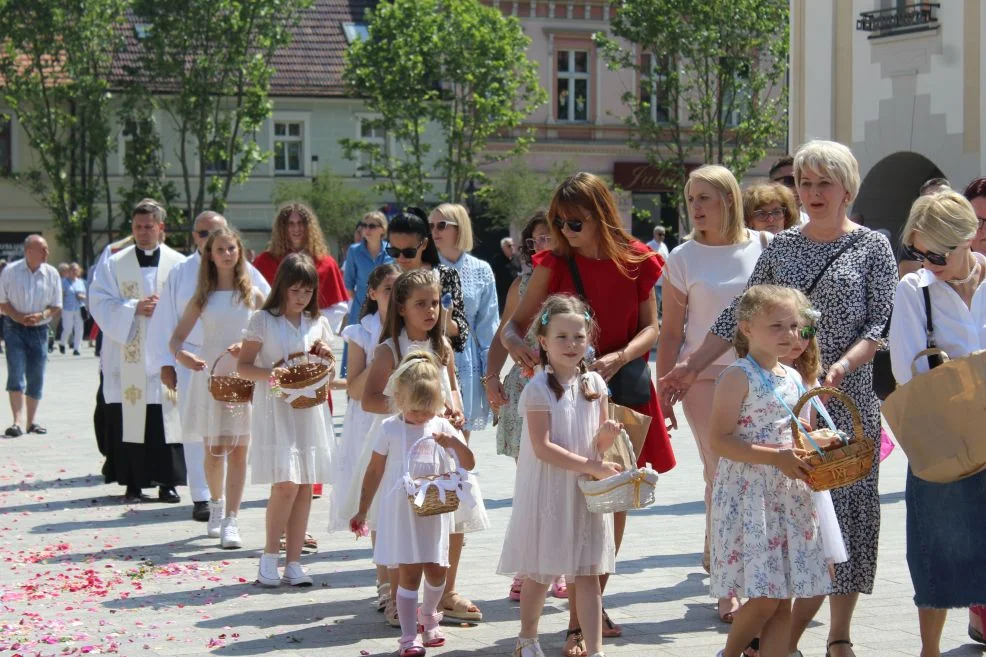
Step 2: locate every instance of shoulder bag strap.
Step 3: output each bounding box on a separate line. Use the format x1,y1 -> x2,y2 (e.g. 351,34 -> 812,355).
804,230 -> 867,296
922,285 -> 943,368
566,257 -> 590,307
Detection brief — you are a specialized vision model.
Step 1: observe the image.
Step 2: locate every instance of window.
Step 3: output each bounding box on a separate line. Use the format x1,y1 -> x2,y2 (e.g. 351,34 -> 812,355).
0,117 -> 11,176
556,49 -> 590,122
273,121 -> 304,175
640,53 -> 670,124
342,22 -> 369,44
203,139 -> 229,174
356,116 -> 387,176
134,24 -> 151,40
720,58 -> 751,128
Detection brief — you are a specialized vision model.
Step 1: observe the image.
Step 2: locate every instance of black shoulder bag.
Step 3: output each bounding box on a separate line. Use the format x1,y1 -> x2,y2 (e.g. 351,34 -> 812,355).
872,286 -> 941,401
566,257 -> 652,406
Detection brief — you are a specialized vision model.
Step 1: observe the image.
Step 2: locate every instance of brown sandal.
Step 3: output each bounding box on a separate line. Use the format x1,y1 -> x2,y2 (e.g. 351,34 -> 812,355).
562,628 -> 586,657
601,608 -> 622,638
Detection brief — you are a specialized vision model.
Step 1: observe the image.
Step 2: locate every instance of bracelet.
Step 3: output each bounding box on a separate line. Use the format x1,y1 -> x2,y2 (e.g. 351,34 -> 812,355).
835,358 -> 851,374
480,373 -> 498,385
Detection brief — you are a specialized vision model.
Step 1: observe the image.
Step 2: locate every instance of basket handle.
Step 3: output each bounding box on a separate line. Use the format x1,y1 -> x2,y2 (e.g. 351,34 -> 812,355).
789,386 -> 863,453
616,429 -> 637,473
405,435 -> 457,479
272,350 -> 335,370
209,350 -> 234,379
909,347 -> 950,376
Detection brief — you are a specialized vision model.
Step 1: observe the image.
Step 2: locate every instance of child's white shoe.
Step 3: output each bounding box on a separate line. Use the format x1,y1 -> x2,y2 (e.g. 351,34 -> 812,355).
256,553 -> 281,587
281,561 -> 313,587
513,636 -> 545,657
206,499 -> 224,538
219,516 -> 242,549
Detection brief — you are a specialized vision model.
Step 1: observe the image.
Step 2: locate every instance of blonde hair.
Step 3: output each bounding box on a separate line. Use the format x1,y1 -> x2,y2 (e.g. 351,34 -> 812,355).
902,189 -> 978,253
548,172 -> 653,278
742,182 -> 799,231
193,227 -> 254,311
390,351 -> 446,414
267,202 -> 330,260
684,165 -> 746,244
431,203 -> 473,252
379,269 -> 452,366
794,140 -> 861,202
362,210 -> 387,229
734,284 -> 802,351
533,294 -> 601,402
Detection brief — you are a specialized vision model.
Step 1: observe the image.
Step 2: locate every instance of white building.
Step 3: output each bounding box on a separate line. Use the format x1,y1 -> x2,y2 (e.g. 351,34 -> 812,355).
790,0 -> 985,239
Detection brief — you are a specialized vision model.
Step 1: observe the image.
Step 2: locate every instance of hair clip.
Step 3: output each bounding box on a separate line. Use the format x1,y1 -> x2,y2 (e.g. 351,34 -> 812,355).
584,310 -> 591,321
802,308 -> 821,322
540,310 -> 550,326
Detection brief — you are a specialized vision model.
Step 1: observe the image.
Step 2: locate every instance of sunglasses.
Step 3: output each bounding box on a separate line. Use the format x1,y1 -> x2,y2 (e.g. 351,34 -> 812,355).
553,218 -> 584,233
428,220 -> 458,232
773,175 -> 796,187
525,235 -> 553,251
799,325 -> 817,340
357,222 -> 382,230
904,244 -> 952,267
195,229 -> 212,239
751,208 -> 787,221
386,243 -> 425,259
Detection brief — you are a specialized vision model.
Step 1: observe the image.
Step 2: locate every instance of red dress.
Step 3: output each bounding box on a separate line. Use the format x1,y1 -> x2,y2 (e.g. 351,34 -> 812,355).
252,251 -> 350,310
533,242 -> 675,473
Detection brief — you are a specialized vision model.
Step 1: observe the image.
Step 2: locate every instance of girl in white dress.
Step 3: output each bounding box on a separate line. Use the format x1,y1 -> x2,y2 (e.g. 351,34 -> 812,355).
709,285 -> 832,657
169,228 -> 265,549
237,253 -> 335,588
351,351 -> 475,657
329,263 -> 400,609
497,295 -> 623,657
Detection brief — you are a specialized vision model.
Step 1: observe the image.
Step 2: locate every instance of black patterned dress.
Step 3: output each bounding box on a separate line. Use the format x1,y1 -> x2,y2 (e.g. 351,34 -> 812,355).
710,227 -> 897,594
436,264 -> 469,353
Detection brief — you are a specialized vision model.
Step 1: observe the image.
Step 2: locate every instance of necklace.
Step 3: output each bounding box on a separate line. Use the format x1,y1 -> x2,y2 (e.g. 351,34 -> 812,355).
947,260 -> 980,286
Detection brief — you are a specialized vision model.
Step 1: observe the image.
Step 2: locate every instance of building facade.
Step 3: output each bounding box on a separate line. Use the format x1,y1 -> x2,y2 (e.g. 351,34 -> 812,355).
790,0 -> 985,238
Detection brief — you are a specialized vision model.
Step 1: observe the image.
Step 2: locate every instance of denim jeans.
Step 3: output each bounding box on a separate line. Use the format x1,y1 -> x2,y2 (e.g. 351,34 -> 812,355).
3,316 -> 49,399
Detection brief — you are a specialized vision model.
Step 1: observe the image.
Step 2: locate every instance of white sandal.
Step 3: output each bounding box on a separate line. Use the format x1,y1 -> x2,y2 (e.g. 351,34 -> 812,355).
375,582 -> 391,611
514,636 -> 545,657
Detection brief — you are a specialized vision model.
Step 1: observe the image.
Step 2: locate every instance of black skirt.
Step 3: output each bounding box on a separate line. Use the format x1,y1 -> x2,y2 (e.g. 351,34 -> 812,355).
101,403 -> 187,488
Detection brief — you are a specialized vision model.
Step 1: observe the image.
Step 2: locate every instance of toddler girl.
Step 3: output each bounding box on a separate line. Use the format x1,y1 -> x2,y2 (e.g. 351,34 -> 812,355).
497,294 -> 622,657
709,284 -> 832,657
237,253 -> 335,587
350,351 -> 475,657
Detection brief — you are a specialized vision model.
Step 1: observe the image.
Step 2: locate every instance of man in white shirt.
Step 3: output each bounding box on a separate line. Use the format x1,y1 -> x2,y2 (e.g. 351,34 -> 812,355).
0,235 -> 62,437
148,211 -> 270,521
646,225 -> 670,316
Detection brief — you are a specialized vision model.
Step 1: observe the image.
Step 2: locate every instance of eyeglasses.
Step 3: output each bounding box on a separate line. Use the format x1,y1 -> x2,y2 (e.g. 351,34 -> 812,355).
386,243 -> 424,259
977,216 -> 986,231
357,222 -> 382,230
751,208 -> 787,222
553,218 -> 584,233
772,175 -> 796,187
525,235 -> 553,251
799,325 -> 817,340
904,244 -> 952,267
428,220 -> 458,232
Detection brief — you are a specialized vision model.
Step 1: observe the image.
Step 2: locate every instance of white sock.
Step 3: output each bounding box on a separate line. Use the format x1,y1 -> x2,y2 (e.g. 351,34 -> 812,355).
396,586 -> 418,639
421,579 -> 445,619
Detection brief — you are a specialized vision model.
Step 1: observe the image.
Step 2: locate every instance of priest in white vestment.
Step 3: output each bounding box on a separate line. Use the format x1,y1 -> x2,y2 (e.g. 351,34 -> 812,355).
90,200 -> 186,503
147,211 -> 270,521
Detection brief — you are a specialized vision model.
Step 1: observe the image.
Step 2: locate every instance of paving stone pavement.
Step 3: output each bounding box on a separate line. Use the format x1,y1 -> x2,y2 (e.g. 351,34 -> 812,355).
1,349 -> 982,657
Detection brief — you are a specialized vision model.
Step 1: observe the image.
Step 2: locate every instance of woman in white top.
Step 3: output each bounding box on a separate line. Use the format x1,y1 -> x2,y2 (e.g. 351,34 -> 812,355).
889,189 -> 986,657
656,164 -> 770,623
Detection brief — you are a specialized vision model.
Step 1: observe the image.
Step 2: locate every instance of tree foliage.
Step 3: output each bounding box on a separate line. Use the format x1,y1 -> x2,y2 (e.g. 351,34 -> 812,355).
595,0 -> 789,223
477,158 -> 573,229
126,0 -> 311,224
342,0 -> 546,207
0,0 -> 127,264
272,168 -> 374,245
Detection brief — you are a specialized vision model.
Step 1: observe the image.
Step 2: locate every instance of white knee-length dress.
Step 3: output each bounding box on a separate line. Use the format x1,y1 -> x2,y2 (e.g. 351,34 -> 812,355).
497,369 -> 616,585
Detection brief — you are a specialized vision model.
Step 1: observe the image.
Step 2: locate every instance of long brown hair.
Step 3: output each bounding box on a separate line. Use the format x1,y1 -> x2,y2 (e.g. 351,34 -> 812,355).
192,227 -> 254,310
260,253 -> 321,318
379,269 -> 451,365
266,202 -> 330,260
548,173 -> 652,278
534,294 -> 601,402
360,262 -> 402,319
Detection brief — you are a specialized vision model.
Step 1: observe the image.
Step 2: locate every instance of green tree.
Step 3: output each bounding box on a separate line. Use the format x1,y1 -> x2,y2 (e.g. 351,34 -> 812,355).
595,0 -> 789,225
272,168 -> 374,245
0,0 -> 127,265
126,0 -> 311,223
342,0 -> 545,206
477,159 -> 572,229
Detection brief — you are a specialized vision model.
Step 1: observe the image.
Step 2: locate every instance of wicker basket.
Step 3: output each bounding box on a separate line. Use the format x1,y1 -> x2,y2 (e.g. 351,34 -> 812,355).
578,430 -> 659,513
790,387 -> 875,492
405,437 -> 461,517
273,351 -> 335,409
208,351 -> 254,403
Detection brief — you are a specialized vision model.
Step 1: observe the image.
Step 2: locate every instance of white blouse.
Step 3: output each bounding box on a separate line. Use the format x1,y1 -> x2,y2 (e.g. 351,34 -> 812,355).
889,254 -> 986,385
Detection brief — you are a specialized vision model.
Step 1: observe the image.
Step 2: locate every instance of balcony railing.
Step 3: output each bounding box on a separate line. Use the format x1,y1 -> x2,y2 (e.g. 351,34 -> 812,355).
857,3 -> 940,38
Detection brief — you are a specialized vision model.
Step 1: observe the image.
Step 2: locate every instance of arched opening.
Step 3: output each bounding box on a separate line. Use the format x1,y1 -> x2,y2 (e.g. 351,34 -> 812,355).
853,151 -> 944,243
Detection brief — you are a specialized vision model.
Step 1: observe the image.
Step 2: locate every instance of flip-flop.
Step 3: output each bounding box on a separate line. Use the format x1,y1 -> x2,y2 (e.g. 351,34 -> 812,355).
27,423 -> 47,434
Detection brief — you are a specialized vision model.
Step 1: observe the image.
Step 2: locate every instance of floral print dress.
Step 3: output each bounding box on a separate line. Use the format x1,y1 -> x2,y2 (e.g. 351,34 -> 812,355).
709,358 -> 831,600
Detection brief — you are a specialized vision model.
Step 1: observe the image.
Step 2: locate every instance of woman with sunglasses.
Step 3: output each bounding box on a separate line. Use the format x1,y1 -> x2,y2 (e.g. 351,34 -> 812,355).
657,165 -> 773,626
889,189 -> 986,657
502,172 -> 673,655
661,140 -> 898,657
384,207 -> 489,625
341,212 -> 393,376
742,182 -> 799,235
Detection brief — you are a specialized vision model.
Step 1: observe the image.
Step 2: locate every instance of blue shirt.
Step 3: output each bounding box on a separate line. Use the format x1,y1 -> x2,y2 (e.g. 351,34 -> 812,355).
62,277 -> 86,312
343,240 -> 393,323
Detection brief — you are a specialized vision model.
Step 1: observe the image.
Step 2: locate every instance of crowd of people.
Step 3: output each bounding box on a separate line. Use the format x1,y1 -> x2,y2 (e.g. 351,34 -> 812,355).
1,138 -> 985,657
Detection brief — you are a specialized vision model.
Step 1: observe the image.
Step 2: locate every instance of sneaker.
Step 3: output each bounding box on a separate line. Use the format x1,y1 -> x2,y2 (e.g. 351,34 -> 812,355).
207,499 -> 224,538
59,344 -> 65,354
256,553 -> 281,587
191,500 -> 210,522
220,516 -> 242,549
282,561 -> 313,587
73,350 -> 81,356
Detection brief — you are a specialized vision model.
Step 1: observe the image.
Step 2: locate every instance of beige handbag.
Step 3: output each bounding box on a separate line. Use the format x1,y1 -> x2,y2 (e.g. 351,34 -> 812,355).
602,402 -> 651,471
882,347 -> 986,483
